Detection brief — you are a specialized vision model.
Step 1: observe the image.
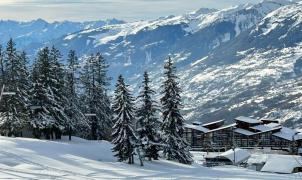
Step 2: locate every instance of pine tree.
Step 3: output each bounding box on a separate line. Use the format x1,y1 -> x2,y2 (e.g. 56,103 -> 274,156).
80,53 -> 112,140
160,57 -> 193,164
0,45 -> 4,85
136,71 -> 160,161
30,46 -> 68,139
94,53 -> 112,139
65,50 -> 89,139
30,47 -> 56,138
112,75 -> 137,164
0,39 -> 30,136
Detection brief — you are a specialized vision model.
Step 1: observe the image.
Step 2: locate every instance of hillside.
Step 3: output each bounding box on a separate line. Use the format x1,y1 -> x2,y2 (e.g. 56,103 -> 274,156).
0,136 -> 295,179
0,0 -> 302,127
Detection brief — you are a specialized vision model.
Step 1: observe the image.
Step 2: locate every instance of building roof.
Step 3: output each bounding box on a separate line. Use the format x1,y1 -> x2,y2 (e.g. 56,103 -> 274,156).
220,148 -> 251,165
294,133 -> 302,140
261,154 -> 302,173
250,123 -> 281,132
207,123 -> 236,133
234,128 -> 255,136
235,116 -> 261,124
201,120 -> 224,127
184,124 -> 209,133
260,118 -> 279,123
272,127 -> 298,141
192,121 -> 202,125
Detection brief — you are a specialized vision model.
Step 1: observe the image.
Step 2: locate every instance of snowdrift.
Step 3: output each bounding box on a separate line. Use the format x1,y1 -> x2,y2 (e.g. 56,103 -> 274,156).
0,136 -> 296,179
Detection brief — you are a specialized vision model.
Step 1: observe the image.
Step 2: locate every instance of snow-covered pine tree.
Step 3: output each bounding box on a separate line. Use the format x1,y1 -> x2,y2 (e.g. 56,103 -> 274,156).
80,53 -> 112,140
136,71 -> 160,161
0,45 -> 6,112
112,75 -> 137,164
94,53 -> 112,140
160,57 -> 193,164
0,39 -> 30,136
0,45 -> 4,85
30,47 -> 56,138
48,46 -> 70,139
30,46 -> 68,139
65,50 -> 89,139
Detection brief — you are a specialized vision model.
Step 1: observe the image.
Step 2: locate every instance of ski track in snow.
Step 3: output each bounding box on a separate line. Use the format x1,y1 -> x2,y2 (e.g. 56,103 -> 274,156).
0,136 -> 298,179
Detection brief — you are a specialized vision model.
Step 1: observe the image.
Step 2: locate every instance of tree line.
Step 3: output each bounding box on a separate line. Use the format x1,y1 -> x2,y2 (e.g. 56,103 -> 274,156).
0,39 -> 112,140
0,39 -> 193,164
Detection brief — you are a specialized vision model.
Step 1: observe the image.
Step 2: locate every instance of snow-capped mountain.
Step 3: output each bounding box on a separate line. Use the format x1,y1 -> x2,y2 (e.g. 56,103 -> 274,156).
50,0 -> 293,79
44,0 -> 302,127
0,18 -> 124,52
179,2 -> 302,127
1,0 -> 301,127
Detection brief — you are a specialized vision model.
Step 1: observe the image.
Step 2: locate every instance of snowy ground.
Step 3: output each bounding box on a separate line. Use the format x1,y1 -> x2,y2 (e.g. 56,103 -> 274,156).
0,136 -> 299,179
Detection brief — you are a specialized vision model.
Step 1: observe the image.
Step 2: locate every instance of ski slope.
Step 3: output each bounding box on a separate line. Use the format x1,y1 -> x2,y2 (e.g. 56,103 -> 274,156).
0,136 -> 298,179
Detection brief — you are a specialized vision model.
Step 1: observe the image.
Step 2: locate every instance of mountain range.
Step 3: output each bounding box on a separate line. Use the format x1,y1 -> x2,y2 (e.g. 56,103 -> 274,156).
1,0 -> 302,128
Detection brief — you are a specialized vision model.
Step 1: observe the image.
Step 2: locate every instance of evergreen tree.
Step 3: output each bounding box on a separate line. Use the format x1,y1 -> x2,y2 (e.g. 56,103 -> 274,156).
49,46 -> 70,138
160,57 -> 192,164
30,47 -> 56,138
0,45 -> 4,85
80,53 -> 112,140
112,75 -> 137,164
136,71 -> 160,161
0,39 -> 30,136
65,50 -> 89,139
30,46 -> 68,139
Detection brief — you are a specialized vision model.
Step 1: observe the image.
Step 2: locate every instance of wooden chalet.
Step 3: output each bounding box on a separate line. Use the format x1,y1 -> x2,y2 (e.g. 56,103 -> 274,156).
184,116 -> 302,153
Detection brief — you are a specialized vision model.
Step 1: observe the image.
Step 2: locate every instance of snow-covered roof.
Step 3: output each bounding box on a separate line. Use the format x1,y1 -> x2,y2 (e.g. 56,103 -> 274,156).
235,116 -> 260,124
220,148 -> 251,165
250,123 -> 281,132
272,127 -> 298,141
261,154 -> 302,173
294,133 -> 302,140
234,128 -> 255,136
201,120 -> 224,127
184,124 -> 209,133
247,154 -> 268,165
207,123 -> 236,133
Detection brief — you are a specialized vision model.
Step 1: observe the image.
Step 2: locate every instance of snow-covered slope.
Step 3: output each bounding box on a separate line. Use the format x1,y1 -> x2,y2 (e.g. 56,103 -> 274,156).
180,3 -> 302,126
1,0 -> 301,128
50,0 -> 291,80
0,136 -> 295,179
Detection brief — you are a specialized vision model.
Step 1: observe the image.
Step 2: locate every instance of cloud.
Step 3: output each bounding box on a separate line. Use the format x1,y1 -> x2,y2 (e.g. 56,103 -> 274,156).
0,0 -> 262,22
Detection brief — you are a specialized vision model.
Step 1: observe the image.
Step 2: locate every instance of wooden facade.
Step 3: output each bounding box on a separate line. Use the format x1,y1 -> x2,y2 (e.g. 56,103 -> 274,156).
184,116 -> 301,153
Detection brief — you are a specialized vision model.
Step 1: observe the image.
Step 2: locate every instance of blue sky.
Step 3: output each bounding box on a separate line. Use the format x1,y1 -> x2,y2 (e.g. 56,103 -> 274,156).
0,0 -> 262,22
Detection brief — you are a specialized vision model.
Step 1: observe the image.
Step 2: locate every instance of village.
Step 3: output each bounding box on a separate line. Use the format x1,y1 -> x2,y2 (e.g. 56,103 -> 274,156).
184,116 -> 302,173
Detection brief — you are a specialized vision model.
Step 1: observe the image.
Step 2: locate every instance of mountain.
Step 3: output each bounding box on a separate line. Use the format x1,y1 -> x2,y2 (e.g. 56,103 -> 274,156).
179,2 -> 302,127
50,0 -> 293,80
0,18 -> 125,54
46,0 -> 302,126
1,0 -> 301,128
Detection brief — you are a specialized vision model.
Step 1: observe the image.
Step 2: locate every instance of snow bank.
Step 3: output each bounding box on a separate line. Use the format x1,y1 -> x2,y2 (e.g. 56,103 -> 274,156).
261,154 -> 302,173
0,136 -> 296,179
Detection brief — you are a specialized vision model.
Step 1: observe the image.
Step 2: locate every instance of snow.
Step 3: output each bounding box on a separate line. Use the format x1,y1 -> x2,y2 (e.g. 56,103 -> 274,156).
184,124 -> 209,133
273,127 -> 298,141
207,123 -> 236,133
235,116 -> 261,124
251,123 -> 281,132
256,3 -> 302,36
0,136 -> 298,179
234,128 -> 255,136
201,119 -> 224,127
261,154 -> 302,173
209,148 -> 251,165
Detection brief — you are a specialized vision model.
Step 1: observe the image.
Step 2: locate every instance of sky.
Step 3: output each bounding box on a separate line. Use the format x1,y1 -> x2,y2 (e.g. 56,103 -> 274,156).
0,0 -> 263,22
